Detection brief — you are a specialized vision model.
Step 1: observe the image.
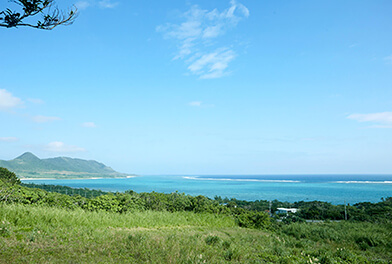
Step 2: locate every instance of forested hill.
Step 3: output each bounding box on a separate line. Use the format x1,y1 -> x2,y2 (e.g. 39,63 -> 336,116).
0,152 -> 129,179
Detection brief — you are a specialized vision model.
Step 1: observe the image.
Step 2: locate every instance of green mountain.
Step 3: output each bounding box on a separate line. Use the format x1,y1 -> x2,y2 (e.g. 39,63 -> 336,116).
0,152 -> 130,179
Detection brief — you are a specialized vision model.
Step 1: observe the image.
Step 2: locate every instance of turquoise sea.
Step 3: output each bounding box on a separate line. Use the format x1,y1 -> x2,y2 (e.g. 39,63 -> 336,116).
21,174 -> 392,205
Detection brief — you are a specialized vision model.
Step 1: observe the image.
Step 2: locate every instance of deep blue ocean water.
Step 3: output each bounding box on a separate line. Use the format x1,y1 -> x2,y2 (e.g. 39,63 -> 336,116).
21,174 -> 392,205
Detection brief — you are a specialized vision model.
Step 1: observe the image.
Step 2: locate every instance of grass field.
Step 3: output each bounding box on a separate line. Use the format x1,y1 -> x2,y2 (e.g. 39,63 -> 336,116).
1,203 -> 391,263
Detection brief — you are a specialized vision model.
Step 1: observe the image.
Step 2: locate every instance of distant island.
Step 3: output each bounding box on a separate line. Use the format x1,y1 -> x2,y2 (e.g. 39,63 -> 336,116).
0,152 -> 134,179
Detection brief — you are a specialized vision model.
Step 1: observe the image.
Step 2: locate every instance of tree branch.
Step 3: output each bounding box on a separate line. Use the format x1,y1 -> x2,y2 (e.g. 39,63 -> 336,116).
0,0 -> 77,30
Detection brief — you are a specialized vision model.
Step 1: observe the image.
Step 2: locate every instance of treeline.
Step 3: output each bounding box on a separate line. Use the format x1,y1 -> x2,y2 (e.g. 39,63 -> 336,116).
21,182 -> 108,198
214,196 -> 292,212
215,196 -> 392,223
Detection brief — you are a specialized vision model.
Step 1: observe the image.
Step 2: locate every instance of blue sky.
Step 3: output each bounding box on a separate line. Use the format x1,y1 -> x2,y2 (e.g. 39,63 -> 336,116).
1,0 -> 391,175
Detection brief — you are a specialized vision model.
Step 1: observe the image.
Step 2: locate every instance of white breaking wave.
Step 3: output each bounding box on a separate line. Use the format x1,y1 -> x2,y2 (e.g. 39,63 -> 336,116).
182,176 -> 301,183
335,181 -> 392,184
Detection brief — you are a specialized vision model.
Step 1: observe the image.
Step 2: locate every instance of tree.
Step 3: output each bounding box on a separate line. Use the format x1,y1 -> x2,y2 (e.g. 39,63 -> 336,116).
0,0 -> 77,30
0,167 -> 21,185
0,167 -> 21,202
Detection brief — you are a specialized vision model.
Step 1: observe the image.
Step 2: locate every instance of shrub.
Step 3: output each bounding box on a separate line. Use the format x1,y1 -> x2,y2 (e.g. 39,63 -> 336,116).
205,235 -> 221,245
0,167 -> 20,185
235,211 -> 271,229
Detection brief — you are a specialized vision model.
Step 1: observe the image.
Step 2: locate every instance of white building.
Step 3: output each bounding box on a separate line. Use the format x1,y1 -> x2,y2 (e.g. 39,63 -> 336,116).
276,208 -> 298,215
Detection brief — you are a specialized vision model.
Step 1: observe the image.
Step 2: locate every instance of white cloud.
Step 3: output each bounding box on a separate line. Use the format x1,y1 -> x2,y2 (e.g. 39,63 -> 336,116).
347,112 -> 392,128
0,137 -> 18,142
32,115 -> 61,123
82,122 -> 97,128
45,141 -> 86,153
157,0 -> 249,79
0,89 -> 23,110
188,48 -> 235,79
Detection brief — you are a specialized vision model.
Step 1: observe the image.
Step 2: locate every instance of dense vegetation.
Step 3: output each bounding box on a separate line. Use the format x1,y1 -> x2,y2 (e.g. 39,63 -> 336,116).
17,182 -> 392,224
0,167 -> 21,185
210,196 -> 392,223
21,182 -> 109,198
1,167 -> 392,263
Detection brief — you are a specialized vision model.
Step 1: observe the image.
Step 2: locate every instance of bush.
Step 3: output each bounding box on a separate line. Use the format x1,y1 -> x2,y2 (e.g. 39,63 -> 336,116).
235,210 -> 271,229
0,167 -> 20,185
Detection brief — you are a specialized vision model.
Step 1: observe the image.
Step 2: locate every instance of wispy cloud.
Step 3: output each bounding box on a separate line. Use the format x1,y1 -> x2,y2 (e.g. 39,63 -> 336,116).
27,98 -> 44,104
157,0 -> 249,79
82,122 -> 97,128
75,0 -> 118,10
0,137 -> 18,142
44,141 -> 86,153
188,101 -> 214,108
188,48 -> 235,79
384,55 -> 392,64
189,101 -> 203,107
98,0 -> 118,8
75,1 -> 90,10
347,112 -> 392,128
32,115 -> 61,123
0,89 -> 23,110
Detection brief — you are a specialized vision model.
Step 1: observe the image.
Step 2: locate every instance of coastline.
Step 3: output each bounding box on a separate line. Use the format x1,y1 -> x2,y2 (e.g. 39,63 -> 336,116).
20,175 -> 137,181
17,174 -> 392,204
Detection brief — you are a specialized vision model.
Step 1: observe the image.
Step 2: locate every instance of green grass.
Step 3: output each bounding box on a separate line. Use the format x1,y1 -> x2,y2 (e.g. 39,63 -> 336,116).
0,203 -> 236,230
1,203 -> 391,263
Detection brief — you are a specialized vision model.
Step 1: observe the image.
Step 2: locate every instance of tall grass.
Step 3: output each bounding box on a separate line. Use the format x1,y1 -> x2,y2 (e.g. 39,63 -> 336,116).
0,203 -> 260,263
0,203 -> 236,230
1,203 -> 392,263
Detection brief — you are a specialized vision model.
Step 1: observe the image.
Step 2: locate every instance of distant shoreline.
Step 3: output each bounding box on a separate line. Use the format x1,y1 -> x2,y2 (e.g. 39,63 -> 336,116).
20,175 -> 137,181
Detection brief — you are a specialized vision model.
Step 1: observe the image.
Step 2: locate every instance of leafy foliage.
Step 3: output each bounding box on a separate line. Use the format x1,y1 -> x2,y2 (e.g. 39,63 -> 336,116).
0,168 -> 21,203
294,200 -> 345,220
350,197 -> 392,223
0,167 -> 21,185
215,195 -> 392,223
21,182 -> 108,198
234,209 -> 271,229
0,0 -> 77,30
